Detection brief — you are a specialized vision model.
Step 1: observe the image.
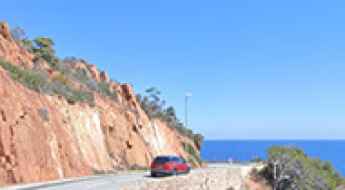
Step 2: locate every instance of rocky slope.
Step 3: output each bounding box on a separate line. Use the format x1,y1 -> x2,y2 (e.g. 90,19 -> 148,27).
0,22 -> 200,186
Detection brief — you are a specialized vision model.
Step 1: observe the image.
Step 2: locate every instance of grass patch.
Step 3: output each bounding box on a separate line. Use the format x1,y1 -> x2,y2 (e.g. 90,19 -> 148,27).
0,59 -> 46,91
97,81 -> 118,101
0,59 -> 94,105
56,61 -> 118,102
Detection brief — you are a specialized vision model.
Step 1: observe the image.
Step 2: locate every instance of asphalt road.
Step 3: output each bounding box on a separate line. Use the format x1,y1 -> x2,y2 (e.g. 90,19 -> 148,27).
1,172 -> 147,190
1,164 -> 250,190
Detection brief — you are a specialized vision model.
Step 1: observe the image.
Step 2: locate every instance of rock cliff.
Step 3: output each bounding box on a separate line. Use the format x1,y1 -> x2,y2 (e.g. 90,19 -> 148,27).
0,22 -> 201,186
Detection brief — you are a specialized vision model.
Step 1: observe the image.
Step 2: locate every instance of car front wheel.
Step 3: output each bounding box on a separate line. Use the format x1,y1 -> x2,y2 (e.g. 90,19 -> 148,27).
151,172 -> 157,177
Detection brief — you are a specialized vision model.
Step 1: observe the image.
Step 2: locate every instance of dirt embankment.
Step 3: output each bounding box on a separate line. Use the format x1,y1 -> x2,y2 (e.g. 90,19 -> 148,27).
120,165 -> 270,190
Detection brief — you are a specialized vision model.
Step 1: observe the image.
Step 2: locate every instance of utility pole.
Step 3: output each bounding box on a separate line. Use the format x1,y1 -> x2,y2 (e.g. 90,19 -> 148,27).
185,92 -> 192,128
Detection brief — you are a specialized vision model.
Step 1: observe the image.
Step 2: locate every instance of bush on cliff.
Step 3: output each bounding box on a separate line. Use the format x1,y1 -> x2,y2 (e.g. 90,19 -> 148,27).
14,35 -> 59,67
0,59 -> 94,105
11,27 -> 34,52
97,81 -> 116,100
137,87 -> 204,144
11,28 -> 57,66
182,142 -> 202,165
56,58 -> 118,101
137,87 -> 204,164
0,59 -> 46,91
260,146 -> 345,190
11,27 -> 119,103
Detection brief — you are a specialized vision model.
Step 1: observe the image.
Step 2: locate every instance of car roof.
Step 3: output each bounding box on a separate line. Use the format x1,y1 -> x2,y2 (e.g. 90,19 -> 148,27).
155,155 -> 179,158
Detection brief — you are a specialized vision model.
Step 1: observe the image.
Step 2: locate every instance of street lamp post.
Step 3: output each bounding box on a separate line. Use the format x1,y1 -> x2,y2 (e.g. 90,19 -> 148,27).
273,161 -> 278,190
185,92 -> 192,128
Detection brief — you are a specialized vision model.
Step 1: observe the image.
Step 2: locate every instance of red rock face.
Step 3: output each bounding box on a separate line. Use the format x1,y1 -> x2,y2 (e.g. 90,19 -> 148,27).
0,22 -> 200,186
0,22 -> 34,68
0,68 -> 92,185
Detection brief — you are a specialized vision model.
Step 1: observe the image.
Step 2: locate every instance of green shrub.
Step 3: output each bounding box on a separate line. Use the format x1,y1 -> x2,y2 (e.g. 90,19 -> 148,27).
182,142 -> 202,165
56,59 -> 118,102
33,37 -> 58,67
98,81 -> 112,96
0,59 -> 47,91
137,87 -> 204,147
52,73 -> 70,86
260,146 -> 345,190
0,59 -> 94,105
72,67 -> 92,84
6,27 -> 119,104
44,80 -> 94,105
66,89 -> 94,104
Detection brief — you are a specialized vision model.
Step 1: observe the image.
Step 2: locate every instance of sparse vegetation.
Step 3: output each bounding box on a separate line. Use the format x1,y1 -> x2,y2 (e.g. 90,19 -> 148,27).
137,87 -> 204,142
32,37 -> 59,67
97,81 -> 117,100
137,87 -> 203,163
0,59 -> 47,91
52,73 -> 70,86
260,146 -> 345,190
182,142 -> 202,165
57,59 -> 118,101
0,59 -> 94,105
11,27 -> 34,52
9,26 -> 119,103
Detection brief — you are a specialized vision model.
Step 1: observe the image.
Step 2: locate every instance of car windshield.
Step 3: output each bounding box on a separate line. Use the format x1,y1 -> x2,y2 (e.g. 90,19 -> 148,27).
171,157 -> 180,162
153,157 -> 171,164
171,157 -> 185,163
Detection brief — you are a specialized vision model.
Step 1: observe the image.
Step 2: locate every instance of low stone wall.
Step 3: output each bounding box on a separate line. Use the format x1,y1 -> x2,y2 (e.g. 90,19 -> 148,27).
120,166 -> 255,190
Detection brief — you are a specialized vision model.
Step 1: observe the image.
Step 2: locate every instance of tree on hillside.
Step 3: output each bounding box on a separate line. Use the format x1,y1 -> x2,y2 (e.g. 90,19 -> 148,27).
10,27 -> 57,62
164,106 -> 177,123
137,87 -> 204,144
34,37 -> 54,48
136,87 -> 204,164
138,87 -> 166,118
33,37 -> 58,66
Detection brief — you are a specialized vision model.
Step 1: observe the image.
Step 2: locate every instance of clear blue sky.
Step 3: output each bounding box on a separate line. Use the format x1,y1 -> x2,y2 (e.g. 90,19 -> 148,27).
3,0 -> 345,139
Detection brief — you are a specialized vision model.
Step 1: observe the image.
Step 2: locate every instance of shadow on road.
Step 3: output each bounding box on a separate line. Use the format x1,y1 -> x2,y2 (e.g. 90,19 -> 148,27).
143,174 -> 171,178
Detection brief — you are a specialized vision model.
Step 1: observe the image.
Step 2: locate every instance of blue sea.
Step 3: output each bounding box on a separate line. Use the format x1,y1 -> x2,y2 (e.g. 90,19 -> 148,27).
201,140 -> 345,176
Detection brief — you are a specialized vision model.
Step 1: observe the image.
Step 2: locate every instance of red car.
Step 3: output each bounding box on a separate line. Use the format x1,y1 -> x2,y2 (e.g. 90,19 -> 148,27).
150,156 -> 191,177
